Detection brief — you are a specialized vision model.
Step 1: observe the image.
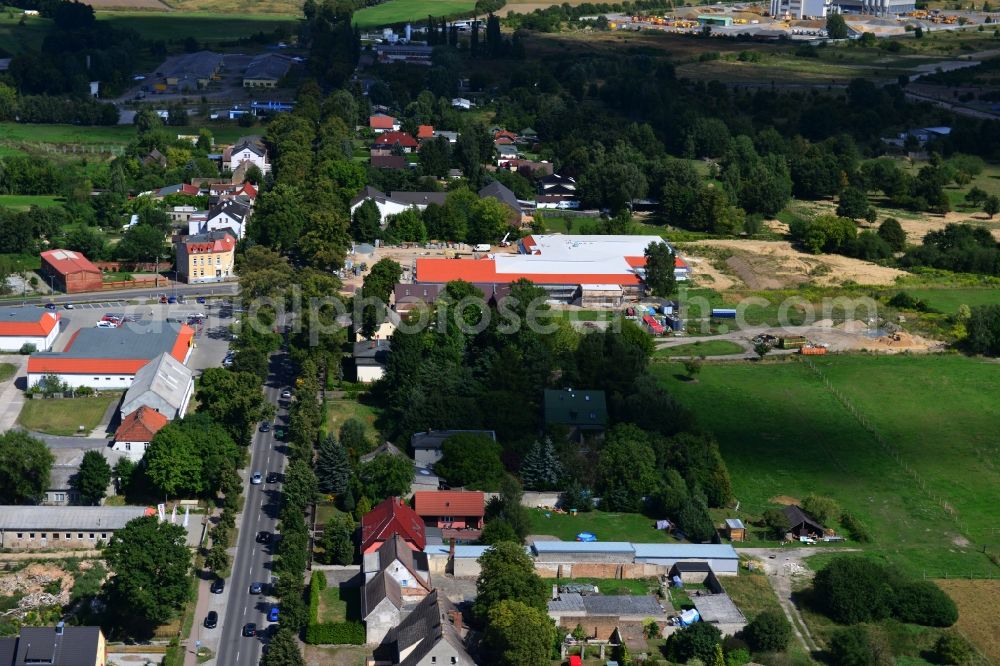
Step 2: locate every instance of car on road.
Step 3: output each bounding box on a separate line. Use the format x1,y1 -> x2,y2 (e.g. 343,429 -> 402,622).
250,472 -> 262,485
249,582 -> 263,595
197,297 -> 206,304
167,296 -> 177,304
266,472 -> 280,484
242,623 -> 256,637
204,611 -> 218,628
280,389 -> 292,399
256,531 -> 271,543
267,607 -> 279,622
210,578 -> 225,594
274,426 -> 286,440
63,303 -> 74,309
45,303 -> 56,310
259,422 -> 271,432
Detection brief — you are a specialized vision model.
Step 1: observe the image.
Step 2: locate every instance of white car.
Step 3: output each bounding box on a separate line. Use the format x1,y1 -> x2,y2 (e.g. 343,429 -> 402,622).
281,390 -> 292,399
96,321 -> 117,328
250,472 -> 262,485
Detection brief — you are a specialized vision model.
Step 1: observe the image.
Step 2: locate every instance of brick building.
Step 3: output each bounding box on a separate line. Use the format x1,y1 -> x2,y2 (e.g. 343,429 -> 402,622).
40,249 -> 103,294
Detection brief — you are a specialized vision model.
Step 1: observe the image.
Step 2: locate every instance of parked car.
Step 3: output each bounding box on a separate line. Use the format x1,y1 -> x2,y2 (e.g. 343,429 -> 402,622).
280,389 -> 292,399
249,582 -> 263,595
266,472 -> 280,484
196,297 -> 206,304
96,321 -> 117,328
210,578 -> 225,594
256,531 -> 271,543
267,607 -> 279,622
259,422 -> 271,432
204,611 -> 218,628
63,303 -> 74,309
250,472 -> 262,485
242,623 -> 256,637
45,303 -> 56,310
167,296 -> 177,304
159,295 -> 168,303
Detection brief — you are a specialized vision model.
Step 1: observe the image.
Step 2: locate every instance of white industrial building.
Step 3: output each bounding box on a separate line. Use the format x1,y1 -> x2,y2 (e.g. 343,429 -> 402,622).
0,307 -> 60,352
119,352 -> 194,420
770,0 -> 834,18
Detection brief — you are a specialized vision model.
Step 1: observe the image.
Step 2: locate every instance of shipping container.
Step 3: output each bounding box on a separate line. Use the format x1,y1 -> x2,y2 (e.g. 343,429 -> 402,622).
800,345 -> 827,355
643,314 -> 665,336
779,336 -> 807,349
711,308 -> 737,319
667,316 -> 684,332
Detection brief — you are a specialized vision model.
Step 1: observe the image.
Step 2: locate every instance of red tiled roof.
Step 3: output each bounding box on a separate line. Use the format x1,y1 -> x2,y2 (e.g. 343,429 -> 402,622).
414,491 -> 485,518
26,324 -> 194,376
361,497 -> 426,551
185,233 -> 236,254
370,114 -> 396,129
415,258 -> 643,286
0,312 -> 58,337
417,125 -> 434,139
626,255 -> 688,269
114,406 -> 168,442
374,131 -> 418,149
40,249 -> 100,276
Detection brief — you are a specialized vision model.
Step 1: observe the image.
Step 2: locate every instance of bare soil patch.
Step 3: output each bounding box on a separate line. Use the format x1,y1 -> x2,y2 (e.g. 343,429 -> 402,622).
690,240 -> 906,287
769,495 -> 801,505
936,579 -> 1000,664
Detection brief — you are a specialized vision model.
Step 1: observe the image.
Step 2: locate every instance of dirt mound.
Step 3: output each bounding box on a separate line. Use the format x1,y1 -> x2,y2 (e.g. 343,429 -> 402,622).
836,320 -> 870,333
860,330 -> 940,352
0,563 -> 72,614
769,495 -> 801,505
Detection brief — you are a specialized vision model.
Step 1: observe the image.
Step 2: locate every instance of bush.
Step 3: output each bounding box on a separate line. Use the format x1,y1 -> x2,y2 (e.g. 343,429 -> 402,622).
801,495 -> 840,525
892,581 -> 958,627
828,626 -> 881,666
666,621 -> 722,663
840,512 -> 872,543
304,621 -> 365,645
19,343 -> 36,354
934,632 -> 973,664
812,556 -> 894,624
743,610 -> 792,652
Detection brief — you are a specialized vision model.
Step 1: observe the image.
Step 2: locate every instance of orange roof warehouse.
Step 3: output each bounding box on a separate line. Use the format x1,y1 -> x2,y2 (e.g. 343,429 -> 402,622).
0,307 -> 60,352
27,323 -> 194,390
408,234 -> 689,306
40,249 -> 103,294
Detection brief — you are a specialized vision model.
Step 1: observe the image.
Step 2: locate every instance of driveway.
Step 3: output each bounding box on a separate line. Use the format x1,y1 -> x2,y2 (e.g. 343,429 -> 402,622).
0,355 -> 27,432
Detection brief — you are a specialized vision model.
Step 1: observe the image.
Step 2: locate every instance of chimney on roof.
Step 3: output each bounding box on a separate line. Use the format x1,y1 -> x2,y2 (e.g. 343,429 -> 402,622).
55,621 -> 64,636
449,610 -> 463,632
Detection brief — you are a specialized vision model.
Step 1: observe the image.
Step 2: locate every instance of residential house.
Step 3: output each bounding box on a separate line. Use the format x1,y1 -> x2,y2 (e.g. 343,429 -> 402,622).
450,98 -> 472,110
119,352 -> 194,420
158,50 -> 222,90
547,591 -> 669,651
354,339 -> 391,384
504,159 -> 553,178
409,430 -> 497,469
45,447 -> 120,506
226,135 -> 270,175
0,306 -> 60,352
374,131 -> 419,154
350,187 -> 448,226
478,180 -> 523,226
543,389 -> 608,434
0,624 -> 107,666
0,506 -> 149,550
188,199 -> 251,239
519,127 -> 540,143
112,406 -> 169,462
242,53 -> 293,88
416,125 -> 434,141
493,130 -> 518,145
142,149 -> 167,168
40,250 -> 103,294
377,591 -> 474,665
154,183 -> 201,199
370,114 -> 400,133
433,130 -> 459,144
175,230 -> 236,284
361,497 -> 427,554
371,155 -> 409,171
362,534 -> 433,644
413,491 -> 484,541
495,144 -> 518,166
27,323 -> 194,390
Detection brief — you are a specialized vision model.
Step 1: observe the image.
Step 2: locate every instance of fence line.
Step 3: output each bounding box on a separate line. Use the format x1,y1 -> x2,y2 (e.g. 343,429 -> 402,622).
798,358 -> 977,540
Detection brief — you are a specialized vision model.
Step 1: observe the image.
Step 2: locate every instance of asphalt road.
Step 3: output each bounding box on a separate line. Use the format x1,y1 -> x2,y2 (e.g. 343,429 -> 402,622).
1,282 -> 239,308
213,318 -> 292,666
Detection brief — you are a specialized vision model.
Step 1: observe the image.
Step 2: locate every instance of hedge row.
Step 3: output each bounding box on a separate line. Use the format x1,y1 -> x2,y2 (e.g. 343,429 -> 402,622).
308,571 -> 326,623
304,621 -> 365,645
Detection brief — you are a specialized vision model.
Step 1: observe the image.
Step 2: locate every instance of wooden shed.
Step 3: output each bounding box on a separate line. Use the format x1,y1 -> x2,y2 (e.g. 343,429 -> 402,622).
725,518 -> 746,542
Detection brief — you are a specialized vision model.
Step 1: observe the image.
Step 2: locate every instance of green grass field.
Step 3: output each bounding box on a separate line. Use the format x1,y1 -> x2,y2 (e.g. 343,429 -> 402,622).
0,13 -> 50,54
324,397 -> 382,444
0,122 -> 257,151
560,577 -> 659,595
528,508 -> 673,543
17,396 -> 117,436
652,355 -> 1000,577
902,288 -> 1000,314
0,195 -> 62,210
0,363 -> 16,383
317,583 -> 360,624
353,0 -> 474,28
96,11 -> 301,43
653,340 -> 744,358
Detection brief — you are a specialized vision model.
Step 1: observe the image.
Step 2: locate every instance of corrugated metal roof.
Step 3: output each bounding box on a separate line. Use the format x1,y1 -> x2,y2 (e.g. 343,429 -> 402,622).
725,519 -> 745,529
632,543 -> 739,560
0,506 -> 148,530
0,307 -> 58,337
121,352 -> 193,416
423,544 -> 521,558
532,540 -> 635,554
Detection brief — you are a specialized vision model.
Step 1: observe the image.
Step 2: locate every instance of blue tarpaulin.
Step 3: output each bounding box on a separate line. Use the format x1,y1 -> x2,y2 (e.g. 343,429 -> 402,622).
576,532 -> 598,542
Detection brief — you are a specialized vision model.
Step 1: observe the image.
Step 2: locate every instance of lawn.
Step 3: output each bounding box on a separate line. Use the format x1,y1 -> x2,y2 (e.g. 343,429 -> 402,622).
551,309 -> 616,321
0,195 -> 62,210
718,568 -> 783,622
902,287 -> 1000,314
527,508 -> 673,543
652,355 -> 1000,577
17,396 -> 117,436
317,583 -> 360,624
324,397 -> 382,443
96,11 -> 301,43
559,577 -> 659,596
353,0 -> 475,28
653,340 -> 744,358
0,122 -> 251,150
0,253 -> 41,271
0,363 -> 16,382
0,13 -> 51,54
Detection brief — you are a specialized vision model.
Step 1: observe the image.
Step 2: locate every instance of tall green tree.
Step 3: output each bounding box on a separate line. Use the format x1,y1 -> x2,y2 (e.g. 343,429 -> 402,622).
74,450 -> 112,505
338,418 -> 369,459
144,424 -> 204,497
827,13 -> 849,39
877,218 -> 906,251
103,516 -> 191,626
644,241 -> 677,297
196,369 -> 273,445
262,627 -> 306,666
316,434 -> 351,495
317,512 -> 355,565
351,199 -> 381,243
436,433 -> 505,488
519,438 -> 563,490
484,600 -> 556,666
474,541 -> 548,619
0,431 -> 53,504
357,454 -> 412,502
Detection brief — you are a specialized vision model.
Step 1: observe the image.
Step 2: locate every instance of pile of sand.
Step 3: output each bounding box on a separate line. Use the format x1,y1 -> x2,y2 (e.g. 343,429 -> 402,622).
861,330 -> 939,352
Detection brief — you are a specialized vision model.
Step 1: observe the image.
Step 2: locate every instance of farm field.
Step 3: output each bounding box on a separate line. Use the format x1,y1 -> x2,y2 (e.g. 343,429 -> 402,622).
653,355 -> 1000,577
0,122 -> 255,150
527,508 -> 673,543
17,396 -> 117,436
936,579 -> 1000,663
95,11 -> 301,42
352,0 -> 474,28
0,195 -> 62,209
901,287 -> 1000,313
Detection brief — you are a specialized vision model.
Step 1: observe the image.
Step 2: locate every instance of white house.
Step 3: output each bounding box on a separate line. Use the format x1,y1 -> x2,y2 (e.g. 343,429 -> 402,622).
0,307 -> 60,352
112,406 -> 168,462
349,186 -> 447,226
119,352 -> 194,420
188,199 -> 250,239
227,136 -> 270,174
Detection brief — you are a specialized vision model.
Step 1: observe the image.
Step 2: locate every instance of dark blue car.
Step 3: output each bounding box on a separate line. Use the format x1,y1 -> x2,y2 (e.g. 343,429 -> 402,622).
267,607 -> 279,622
